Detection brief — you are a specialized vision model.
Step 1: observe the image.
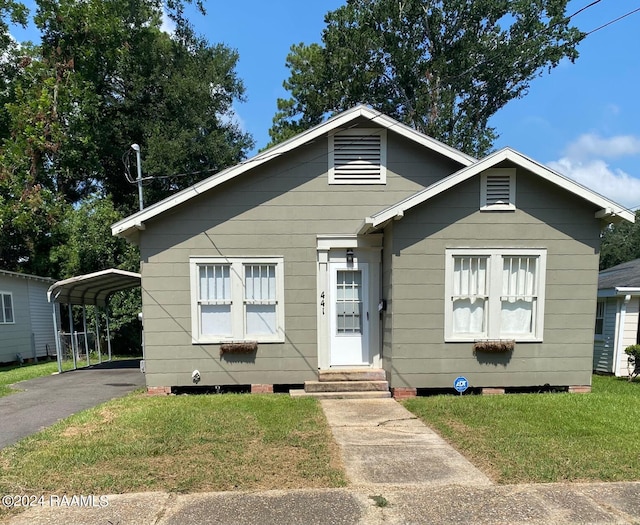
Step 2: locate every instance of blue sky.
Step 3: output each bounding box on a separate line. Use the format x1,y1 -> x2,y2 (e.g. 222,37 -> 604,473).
10,1 -> 640,210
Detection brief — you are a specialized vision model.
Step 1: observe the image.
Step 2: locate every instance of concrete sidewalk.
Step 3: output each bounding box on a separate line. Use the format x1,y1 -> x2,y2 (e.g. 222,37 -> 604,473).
320,398 -> 492,487
2,397 -> 640,524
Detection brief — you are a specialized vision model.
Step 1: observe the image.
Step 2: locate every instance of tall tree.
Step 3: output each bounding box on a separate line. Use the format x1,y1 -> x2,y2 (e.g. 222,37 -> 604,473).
269,0 -> 583,156
599,211 -> 640,270
0,0 -> 253,274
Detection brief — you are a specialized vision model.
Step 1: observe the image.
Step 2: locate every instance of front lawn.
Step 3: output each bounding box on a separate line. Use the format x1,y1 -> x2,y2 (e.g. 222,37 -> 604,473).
0,360 -> 64,398
403,375 -> 640,484
0,393 -> 346,500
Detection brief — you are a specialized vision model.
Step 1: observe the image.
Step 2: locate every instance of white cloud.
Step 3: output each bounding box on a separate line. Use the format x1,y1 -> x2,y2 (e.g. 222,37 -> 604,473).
547,158 -> 640,209
548,132 -> 640,209
564,133 -> 640,161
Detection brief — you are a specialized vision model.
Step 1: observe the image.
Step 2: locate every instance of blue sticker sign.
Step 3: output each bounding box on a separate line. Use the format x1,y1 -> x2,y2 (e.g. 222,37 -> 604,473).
454,376 -> 469,393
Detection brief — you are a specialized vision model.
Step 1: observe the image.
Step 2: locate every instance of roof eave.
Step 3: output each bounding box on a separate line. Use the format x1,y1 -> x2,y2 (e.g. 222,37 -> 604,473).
367,147 -> 634,229
112,105 -> 476,238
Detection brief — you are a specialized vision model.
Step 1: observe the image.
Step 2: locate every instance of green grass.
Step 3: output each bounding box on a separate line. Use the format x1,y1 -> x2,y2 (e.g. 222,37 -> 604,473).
0,393 -> 346,501
403,375 -> 640,484
0,360 -> 67,397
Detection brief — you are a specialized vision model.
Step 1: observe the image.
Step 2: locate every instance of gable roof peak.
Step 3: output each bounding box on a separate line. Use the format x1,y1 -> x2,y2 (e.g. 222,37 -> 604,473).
360,146 -> 634,233
112,106 -> 476,240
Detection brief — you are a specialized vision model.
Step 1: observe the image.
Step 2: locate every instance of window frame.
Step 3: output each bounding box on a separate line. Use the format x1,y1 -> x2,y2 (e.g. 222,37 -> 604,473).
328,128 -> 387,185
0,292 -> 14,324
480,168 -> 516,211
444,248 -> 546,342
190,257 -> 285,344
594,299 -> 605,339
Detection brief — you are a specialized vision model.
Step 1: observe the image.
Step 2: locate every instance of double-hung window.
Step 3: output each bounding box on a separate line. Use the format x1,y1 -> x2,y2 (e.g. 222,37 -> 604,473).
445,249 -> 546,342
190,257 -> 284,343
0,292 -> 14,324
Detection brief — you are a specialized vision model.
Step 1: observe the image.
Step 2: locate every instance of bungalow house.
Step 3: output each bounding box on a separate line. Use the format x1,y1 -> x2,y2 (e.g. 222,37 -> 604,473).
112,105 -> 633,397
0,269 -> 59,364
593,258 -> 640,377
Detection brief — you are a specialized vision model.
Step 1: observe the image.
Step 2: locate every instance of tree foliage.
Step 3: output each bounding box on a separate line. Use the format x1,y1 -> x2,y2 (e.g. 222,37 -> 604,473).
600,212 -> 640,270
269,0 -> 583,156
0,0 -> 253,275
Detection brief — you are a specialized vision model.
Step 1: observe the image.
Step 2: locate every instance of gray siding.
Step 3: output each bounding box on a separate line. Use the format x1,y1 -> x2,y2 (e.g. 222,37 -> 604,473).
27,280 -> 57,359
0,274 -> 55,363
385,165 -> 602,389
139,128 -> 462,387
0,275 -> 31,363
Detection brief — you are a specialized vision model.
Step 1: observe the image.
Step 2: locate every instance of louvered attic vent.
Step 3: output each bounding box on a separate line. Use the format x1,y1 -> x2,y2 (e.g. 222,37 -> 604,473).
481,169 -> 516,210
329,129 -> 387,184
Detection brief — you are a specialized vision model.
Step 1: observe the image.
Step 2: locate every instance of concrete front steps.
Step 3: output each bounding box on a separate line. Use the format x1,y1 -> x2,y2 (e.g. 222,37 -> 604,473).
290,368 -> 391,399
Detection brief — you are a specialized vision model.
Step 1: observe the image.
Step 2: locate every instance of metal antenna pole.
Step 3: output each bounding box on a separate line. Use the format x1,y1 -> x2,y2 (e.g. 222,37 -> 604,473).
131,144 -> 144,211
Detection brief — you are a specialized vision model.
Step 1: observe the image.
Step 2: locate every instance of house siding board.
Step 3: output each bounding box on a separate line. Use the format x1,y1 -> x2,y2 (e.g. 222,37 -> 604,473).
139,130 -> 459,387
387,168 -> 600,389
0,274 -> 56,363
27,280 -> 57,359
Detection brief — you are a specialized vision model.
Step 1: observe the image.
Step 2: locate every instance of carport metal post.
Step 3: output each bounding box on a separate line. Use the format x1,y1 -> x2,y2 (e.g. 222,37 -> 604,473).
82,305 -> 90,367
105,307 -> 112,361
52,302 -> 62,374
68,303 -> 77,370
95,306 -> 102,364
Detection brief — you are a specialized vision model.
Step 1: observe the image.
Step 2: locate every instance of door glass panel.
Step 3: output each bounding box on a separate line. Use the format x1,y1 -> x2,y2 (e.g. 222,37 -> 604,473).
336,270 -> 362,334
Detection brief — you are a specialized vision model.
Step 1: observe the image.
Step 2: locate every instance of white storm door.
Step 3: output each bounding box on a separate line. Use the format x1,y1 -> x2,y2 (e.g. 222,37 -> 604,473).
329,262 -> 370,366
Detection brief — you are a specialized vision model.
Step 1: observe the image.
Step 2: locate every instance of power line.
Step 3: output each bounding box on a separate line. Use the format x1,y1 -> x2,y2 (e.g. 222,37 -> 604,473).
586,6 -> 640,35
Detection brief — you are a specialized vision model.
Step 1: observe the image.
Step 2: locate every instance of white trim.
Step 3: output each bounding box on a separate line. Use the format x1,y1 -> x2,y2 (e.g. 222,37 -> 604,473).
613,294 -> 631,376
361,148 -> 634,234
112,105 -> 475,239
316,235 -> 382,370
480,168 -> 516,211
189,256 -> 285,344
0,291 -> 15,324
0,269 -> 56,284
444,248 -> 547,342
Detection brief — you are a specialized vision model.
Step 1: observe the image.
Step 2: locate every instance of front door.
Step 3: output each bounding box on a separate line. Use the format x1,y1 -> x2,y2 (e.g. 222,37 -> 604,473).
329,262 -> 370,366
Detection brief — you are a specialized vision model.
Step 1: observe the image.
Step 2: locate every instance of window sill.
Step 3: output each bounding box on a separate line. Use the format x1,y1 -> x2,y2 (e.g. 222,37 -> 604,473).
192,338 -> 284,345
445,336 -> 542,343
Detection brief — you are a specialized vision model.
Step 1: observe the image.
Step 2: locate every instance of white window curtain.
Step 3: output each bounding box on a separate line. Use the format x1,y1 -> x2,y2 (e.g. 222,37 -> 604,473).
501,256 -> 537,334
199,265 -> 232,336
452,257 -> 487,334
245,264 -> 277,335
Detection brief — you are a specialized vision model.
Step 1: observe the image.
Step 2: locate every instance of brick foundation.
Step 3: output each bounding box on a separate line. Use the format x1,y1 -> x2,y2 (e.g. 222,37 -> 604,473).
147,386 -> 171,396
482,387 -> 505,395
568,385 -> 592,394
392,387 -> 417,400
251,384 -> 274,394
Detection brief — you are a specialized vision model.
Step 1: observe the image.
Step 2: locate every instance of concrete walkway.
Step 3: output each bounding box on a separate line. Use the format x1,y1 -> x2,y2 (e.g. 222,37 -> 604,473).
320,398 -> 492,487
2,397 -> 640,524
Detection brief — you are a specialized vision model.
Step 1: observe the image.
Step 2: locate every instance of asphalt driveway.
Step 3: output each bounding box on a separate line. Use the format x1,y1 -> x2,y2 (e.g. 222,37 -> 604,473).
0,359 -> 145,449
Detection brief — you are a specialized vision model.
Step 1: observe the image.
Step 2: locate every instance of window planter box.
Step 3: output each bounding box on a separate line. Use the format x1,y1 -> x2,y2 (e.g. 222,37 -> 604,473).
220,342 -> 258,356
473,340 -> 515,354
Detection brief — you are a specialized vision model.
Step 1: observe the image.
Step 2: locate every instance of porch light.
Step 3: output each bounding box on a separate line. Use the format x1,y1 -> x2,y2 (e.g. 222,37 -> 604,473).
346,248 -> 354,264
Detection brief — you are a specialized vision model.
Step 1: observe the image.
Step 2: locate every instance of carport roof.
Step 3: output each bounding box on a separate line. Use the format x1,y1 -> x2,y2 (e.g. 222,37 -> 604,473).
47,269 -> 141,307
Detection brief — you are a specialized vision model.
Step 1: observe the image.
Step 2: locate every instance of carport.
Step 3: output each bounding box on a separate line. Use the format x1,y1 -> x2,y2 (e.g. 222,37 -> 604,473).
47,269 -> 141,373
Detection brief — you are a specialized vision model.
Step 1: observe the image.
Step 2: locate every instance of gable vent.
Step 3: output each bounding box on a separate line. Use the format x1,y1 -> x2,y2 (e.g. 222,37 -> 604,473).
329,129 -> 386,184
485,175 -> 511,205
481,169 -> 516,210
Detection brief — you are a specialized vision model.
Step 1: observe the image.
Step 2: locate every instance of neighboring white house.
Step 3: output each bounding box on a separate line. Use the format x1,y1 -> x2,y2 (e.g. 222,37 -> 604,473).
594,259 -> 640,377
0,269 -> 59,364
